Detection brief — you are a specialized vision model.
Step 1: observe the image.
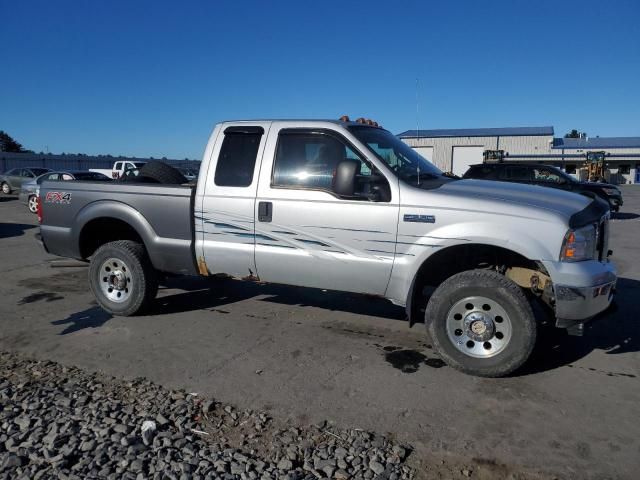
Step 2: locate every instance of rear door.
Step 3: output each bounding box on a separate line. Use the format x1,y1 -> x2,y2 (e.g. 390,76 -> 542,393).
253,125 -> 399,295
4,169 -> 21,189
198,123 -> 270,278
16,169 -> 34,188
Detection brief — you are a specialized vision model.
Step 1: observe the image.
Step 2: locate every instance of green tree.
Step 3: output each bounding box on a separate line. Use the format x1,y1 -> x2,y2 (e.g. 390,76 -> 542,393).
0,130 -> 28,152
564,129 -> 587,138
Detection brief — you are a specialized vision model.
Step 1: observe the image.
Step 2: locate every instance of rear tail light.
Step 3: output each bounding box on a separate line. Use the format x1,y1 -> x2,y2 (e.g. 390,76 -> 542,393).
36,195 -> 43,223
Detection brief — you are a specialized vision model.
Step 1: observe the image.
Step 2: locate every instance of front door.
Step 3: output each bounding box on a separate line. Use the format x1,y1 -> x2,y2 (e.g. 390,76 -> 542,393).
254,126 -> 399,295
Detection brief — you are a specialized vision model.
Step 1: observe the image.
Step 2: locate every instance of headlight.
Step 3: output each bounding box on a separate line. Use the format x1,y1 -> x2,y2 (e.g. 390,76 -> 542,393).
602,187 -> 619,196
560,224 -> 596,262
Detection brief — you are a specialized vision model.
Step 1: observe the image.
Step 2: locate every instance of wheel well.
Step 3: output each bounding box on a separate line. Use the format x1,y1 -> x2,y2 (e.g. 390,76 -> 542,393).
79,218 -> 144,259
408,244 -> 541,325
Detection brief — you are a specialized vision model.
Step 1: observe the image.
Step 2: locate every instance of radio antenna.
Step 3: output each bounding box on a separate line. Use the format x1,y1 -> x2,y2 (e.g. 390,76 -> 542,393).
415,77 -> 419,135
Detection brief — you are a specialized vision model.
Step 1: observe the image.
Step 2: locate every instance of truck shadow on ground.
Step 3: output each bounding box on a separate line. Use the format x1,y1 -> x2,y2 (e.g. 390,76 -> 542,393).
0,223 -> 35,239
152,276 -> 406,321
49,275 -> 639,376
51,306 -> 113,335
520,277 -> 640,376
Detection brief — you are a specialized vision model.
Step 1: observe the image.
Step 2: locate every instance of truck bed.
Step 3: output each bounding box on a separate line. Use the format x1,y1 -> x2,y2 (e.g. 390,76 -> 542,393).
40,181 -> 197,275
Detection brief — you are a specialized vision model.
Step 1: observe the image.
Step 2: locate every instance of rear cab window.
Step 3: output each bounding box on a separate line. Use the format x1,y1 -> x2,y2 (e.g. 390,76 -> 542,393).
214,127 -> 264,187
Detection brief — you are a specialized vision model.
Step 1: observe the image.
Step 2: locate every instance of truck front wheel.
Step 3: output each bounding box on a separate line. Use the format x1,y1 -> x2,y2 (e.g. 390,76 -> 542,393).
89,240 -> 158,316
425,269 -> 536,377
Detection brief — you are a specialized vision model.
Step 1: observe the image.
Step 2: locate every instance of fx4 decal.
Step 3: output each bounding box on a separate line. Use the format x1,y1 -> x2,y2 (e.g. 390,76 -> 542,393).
45,191 -> 72,204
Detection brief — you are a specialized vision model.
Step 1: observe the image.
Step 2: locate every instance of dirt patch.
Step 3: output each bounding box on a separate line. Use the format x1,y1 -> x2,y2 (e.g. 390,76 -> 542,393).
18,269 -> 87,294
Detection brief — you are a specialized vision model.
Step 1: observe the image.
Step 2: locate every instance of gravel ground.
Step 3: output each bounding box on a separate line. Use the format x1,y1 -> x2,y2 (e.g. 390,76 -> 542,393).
0,351 -> 414,480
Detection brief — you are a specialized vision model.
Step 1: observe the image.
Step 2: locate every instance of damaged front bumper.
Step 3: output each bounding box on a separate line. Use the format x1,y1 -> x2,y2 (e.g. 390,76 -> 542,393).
542,259 -> 617,335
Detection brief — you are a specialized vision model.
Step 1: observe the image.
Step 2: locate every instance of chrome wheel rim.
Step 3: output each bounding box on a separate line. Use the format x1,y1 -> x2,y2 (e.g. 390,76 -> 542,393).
98,258 -> 132,303
1,183 -> 9,194
28,196 -> 38,213
446,296 -> 513,358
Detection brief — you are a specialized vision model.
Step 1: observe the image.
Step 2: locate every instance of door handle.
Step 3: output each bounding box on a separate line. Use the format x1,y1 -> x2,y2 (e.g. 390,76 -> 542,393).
258,201 -> 272,222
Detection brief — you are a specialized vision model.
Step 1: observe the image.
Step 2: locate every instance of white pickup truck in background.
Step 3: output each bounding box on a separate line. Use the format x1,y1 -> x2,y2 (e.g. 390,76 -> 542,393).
90,160 -> 147,179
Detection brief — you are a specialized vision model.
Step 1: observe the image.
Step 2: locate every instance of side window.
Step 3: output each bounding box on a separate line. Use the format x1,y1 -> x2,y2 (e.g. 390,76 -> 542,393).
61,173 -> 74,180
501,166 -> 530,181
466,166 -> 495,179
533,167 -> 562,183
273,130 -> 389,201
114,162 -> 122,171
214,128 -> 263,187
45,173 -> 59,182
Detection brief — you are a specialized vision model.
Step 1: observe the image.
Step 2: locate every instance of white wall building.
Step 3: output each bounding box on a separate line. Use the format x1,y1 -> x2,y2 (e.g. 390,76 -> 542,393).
398,127 -> 640,184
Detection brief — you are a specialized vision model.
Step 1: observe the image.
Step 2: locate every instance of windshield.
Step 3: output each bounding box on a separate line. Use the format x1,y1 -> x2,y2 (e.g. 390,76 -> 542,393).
348,127 -> 444,184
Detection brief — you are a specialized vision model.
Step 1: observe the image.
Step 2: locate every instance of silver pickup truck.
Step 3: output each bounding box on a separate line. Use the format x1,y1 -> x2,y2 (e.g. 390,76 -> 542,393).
39,118 -> 616,377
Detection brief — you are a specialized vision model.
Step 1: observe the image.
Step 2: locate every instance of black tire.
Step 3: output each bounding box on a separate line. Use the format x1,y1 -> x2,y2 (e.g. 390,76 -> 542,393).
89,240 -> 158,316
425,269 -> 536,377
138,161 -> 186,184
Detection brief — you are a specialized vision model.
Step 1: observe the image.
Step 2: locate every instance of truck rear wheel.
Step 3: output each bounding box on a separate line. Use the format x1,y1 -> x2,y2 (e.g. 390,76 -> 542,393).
424,269 -> 536,377
89,240 -> 158,316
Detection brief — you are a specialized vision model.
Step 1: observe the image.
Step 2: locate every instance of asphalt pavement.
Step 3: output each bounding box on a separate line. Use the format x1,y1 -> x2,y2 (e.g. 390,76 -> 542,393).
1,187 -> 639,479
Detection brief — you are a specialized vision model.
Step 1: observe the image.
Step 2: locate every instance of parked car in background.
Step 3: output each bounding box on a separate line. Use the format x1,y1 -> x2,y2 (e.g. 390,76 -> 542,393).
19,170 -> 111,213
463,162 -> 623,212
90,161 -> 147,179
1,167 -> 52,194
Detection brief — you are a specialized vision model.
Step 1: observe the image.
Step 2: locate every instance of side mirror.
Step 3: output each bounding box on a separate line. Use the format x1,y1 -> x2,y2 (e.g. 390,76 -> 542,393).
333,159 -> 359,197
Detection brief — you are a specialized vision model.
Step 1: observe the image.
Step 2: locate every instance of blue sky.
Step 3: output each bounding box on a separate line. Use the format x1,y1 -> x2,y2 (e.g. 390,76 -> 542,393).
1,0 -> 638,159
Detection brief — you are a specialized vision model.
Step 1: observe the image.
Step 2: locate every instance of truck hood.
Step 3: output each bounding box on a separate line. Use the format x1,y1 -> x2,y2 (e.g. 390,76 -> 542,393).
436,178 -> 591,218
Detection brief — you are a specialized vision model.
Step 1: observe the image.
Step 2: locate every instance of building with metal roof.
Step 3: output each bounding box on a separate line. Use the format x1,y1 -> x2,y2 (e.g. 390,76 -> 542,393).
398,126 -> 554,138
399,126 -> 640,184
